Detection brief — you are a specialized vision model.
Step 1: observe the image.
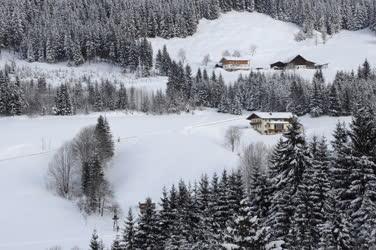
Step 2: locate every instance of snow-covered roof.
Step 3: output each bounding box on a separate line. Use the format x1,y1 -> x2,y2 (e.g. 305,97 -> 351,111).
247,112 -> 294,120
268,121 -> 290,124
221,56 -> 250,61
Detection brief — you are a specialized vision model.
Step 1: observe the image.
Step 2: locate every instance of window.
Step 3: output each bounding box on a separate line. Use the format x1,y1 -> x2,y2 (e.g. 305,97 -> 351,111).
275,123 -> 284,130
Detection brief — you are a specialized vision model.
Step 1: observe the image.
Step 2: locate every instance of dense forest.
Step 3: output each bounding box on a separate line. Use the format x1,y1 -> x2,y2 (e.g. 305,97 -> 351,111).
0,0 -> 375,67
85,108 -> 376,249
0,52 -> 375,118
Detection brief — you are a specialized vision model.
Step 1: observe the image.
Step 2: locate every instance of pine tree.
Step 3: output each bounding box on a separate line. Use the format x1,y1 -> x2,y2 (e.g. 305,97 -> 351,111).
194,175 -> 218,249
161,45 -> 172,76
308,136 -> 331,245
215,170 -> 231,233
328,83 -> 342,116
122,208 -> 135,250
288,170 -> 313,250
158,187 -> 171,245
358,59 -> 372,80
310,70 -> 325,117
331,122 -> 353,211
94,115 -> 114,162
0,71 -> 9,115
134,198 -> 160,249
318,188 -> 352,249
54,84 -> 72,115
217,87 -> 230,113
90,230 -> 103,250
266,117 -> 311,248
247,159 -> 269,223
287,81 -> 309,116
208,173 -> 221,242
347,107 -> 376,247
111,235 -> 123,250
227,196 -> 265,249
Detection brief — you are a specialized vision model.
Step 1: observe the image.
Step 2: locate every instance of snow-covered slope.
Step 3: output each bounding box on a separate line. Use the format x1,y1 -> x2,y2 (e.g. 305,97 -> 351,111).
0,10 -> 371,250
151,11 -> 376,82
1,11 -> 374,89
0,111 -> 351,249
0,51 -> 167,91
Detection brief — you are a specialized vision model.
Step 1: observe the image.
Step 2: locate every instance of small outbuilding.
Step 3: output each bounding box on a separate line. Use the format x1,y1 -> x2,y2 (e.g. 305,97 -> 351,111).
246,112 -> 294,135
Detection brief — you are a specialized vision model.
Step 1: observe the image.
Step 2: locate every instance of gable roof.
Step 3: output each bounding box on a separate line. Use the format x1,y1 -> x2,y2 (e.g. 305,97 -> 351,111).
270,55 -> 316,67
221,56 -> 250,62
271,61 -> 287,68
288,55 -> 315,66
246,112 -> 294,120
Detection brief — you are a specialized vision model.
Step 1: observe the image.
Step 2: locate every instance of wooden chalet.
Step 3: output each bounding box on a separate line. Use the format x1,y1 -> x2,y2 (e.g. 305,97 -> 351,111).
139,201 -> 156,214
219,57 -> 250,71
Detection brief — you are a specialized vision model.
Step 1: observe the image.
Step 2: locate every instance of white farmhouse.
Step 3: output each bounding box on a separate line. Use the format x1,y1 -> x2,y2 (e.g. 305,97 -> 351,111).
246,112 -> 294,135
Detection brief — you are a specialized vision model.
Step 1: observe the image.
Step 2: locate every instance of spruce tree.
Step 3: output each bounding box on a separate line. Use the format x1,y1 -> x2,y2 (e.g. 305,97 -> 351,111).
266,117 -> 311,248
134,198 -> 160,249
227,196 -> 265,249
94,115 -> 114,162
328,83 -> 342,116
122,208 -> 135,250
54,84 -> 72,115
310,70 -> 325,117
89,230 -> 103,250
347,107 -> 376,247
331,122 -> 353,211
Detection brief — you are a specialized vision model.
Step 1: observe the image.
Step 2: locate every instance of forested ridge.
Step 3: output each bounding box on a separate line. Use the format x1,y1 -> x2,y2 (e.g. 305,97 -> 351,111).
0,55 -> 375,117
0,0 -> 375,67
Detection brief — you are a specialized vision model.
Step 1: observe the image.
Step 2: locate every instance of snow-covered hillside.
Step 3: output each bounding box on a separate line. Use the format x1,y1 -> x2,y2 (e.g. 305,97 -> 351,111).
0,111 -> 351,249
151,11 -> 376,82
0,10 -> 372,249
1,12 -> 375,89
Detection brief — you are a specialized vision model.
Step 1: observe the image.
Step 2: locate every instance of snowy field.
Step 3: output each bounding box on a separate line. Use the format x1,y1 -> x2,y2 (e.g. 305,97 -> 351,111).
0,110 -> 351,249
151,11 -> 376,82
0,51 -> 168,91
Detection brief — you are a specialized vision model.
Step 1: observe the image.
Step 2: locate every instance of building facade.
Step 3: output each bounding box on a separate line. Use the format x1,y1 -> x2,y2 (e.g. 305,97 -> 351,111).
247,112 -> 294,135
270,55 -> 324,70
219,57 -> 250,71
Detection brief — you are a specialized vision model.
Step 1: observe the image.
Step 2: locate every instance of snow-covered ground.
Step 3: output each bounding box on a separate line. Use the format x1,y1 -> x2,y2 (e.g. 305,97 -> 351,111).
0,110 -> 351,249
0,51 -> 167,91
151,11 -> 376,82
0,10 -> 370,249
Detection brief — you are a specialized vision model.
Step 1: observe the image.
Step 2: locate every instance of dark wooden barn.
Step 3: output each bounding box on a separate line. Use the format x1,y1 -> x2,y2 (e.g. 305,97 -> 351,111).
288,55 -> 315,69
270,61 -> 287,70
270,55 -> 320,70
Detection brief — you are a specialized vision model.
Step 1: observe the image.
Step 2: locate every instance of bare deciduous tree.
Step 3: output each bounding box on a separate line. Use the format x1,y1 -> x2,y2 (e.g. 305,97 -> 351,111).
232,50 -> 241,57
178,48 -> 187,64
202,54 -> 211,66
250,45 -> 257,56
72,126 -> 96,164
222,50 -> 231,57
239,142 -> 270,194
225,126 -> 242,152
47,142 -> 76,198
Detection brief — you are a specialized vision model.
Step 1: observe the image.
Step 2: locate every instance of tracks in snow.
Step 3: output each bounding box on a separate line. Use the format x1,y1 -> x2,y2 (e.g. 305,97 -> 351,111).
0,116 -> 246,162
